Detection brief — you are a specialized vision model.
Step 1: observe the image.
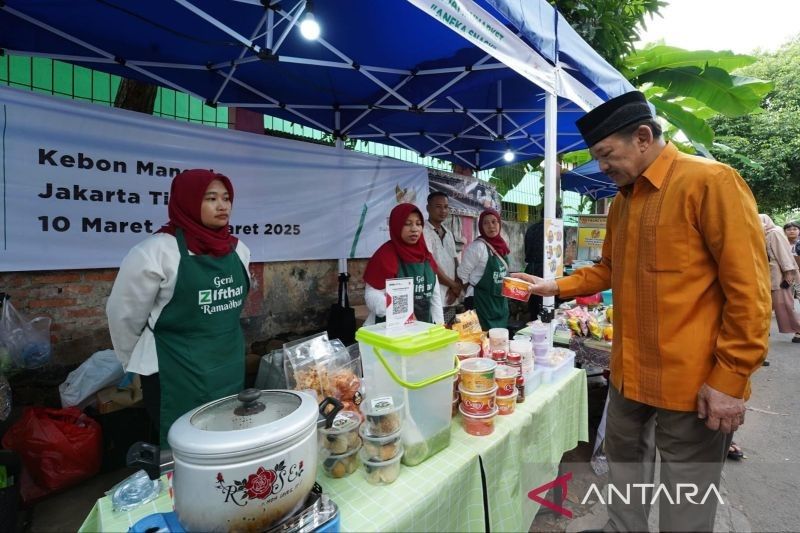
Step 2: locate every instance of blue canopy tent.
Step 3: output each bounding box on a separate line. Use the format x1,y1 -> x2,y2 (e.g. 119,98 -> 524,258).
0,0 -> 632,170
561,160 -> 618,200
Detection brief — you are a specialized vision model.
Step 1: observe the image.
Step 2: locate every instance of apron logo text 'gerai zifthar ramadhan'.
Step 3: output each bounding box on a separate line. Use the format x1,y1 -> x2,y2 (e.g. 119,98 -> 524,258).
197,275 -> 245,315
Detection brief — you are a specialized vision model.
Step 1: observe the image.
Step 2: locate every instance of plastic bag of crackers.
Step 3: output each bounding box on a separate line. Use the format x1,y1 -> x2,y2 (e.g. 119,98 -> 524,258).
283,332 -> 364,418
451,310 -> 486,349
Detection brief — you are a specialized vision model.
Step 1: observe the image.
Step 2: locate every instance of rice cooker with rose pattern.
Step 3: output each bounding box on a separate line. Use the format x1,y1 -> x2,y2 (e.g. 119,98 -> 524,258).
167,389 -> 333,532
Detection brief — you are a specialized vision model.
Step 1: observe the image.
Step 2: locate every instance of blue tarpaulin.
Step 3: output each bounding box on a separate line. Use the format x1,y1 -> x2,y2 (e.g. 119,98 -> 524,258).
561,159 -> 617,199
0,0 -> 632,170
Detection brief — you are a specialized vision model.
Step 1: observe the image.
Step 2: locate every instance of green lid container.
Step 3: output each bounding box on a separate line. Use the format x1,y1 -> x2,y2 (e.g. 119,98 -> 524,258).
355,323 -> 458,356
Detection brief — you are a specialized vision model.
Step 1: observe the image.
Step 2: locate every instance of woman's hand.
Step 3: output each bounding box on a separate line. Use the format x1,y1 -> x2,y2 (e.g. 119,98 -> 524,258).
783,271 -> 797,285
510,272 -> 560,297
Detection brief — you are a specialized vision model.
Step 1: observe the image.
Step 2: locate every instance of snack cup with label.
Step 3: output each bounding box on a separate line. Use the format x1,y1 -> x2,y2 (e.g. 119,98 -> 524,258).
359,426 -> 403,462
319,411 -> 362,454
455,341 -> 481,361
361,445 -> 404,485
494,365 -> 518,397
501,277 -> 533,302
321,445 -> 362,478
459,357 -> 497,392
360,396 -> 405,437
459,404 -> 497,436
496,391 -> 518,415
458,384 -> 497,415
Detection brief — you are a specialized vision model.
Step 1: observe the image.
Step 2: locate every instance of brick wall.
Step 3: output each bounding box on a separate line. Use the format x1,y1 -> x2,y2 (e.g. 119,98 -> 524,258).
1,259 -> 368,368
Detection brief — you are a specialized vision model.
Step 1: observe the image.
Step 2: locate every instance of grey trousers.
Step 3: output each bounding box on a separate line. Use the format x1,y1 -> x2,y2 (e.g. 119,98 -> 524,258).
604,385 -> 732,533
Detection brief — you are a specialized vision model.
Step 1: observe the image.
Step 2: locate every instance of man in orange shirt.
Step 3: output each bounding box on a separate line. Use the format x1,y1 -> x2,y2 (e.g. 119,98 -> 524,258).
514,91 -> 770,532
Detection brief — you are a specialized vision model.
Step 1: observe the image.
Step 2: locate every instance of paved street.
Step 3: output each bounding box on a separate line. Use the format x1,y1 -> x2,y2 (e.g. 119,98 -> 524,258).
533,317 -> 800,532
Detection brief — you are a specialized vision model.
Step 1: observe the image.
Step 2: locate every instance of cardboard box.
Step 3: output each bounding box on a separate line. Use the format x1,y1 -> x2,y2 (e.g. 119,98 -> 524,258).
95,374 -> 143,414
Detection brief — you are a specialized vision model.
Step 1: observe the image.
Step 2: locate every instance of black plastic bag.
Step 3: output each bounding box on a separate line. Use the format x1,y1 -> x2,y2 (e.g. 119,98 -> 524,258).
327,273 -> 356,345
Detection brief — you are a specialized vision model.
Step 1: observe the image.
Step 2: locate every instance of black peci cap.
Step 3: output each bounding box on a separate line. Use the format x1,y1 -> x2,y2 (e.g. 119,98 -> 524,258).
576,91 -> 654,147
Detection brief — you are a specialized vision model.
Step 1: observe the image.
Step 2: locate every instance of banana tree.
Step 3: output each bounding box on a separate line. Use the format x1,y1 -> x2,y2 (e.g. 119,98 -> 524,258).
623,44 -> 773,150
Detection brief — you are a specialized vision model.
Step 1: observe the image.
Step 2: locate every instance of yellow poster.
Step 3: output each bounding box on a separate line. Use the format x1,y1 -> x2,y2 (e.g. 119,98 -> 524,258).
578,227 -> 606,260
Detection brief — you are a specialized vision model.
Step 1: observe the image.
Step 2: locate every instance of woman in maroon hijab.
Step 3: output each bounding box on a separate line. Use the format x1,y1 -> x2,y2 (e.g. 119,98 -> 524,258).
363,203 -> 443,325
457,209 -> 511,330
107,169 -> 250,446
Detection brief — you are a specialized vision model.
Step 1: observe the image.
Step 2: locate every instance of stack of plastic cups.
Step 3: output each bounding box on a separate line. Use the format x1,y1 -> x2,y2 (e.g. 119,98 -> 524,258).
530,322 -> 550,365
488,328 -> 509,363
509,338 -> 533,377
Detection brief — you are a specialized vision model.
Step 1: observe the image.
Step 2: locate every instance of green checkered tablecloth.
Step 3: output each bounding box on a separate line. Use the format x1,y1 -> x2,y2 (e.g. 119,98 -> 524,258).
79,369 -> 588,532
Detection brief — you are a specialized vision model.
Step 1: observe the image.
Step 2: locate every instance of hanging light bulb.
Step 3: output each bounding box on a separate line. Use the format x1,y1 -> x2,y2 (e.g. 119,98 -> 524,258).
299,1 -> 321,40
503,148 -> 515,162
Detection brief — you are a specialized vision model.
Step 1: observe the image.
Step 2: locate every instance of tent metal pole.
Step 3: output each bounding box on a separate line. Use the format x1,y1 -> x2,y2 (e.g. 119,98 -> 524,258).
173,0 -> 261,53
543,90 -> 557,309
270,1 -> 304,54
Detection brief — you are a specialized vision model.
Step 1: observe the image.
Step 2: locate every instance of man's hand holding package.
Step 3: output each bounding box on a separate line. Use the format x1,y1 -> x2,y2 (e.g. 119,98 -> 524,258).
697,383 -> 745,434
510,272 -> 560,297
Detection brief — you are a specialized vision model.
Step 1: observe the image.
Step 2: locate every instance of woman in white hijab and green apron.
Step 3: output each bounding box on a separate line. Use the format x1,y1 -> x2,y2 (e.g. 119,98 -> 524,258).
107,169 -> 250,446
458,209 -> 510,330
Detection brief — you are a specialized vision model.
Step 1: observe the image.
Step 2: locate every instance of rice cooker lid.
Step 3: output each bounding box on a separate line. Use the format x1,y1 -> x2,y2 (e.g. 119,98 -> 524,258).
168,389 -> 318,456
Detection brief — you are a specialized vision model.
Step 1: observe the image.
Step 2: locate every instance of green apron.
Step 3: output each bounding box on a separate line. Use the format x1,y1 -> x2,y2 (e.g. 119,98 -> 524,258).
474,244 -> 509,330
398,260 -> 436,323
376,260 -> 436,323
153,229 -> 250,446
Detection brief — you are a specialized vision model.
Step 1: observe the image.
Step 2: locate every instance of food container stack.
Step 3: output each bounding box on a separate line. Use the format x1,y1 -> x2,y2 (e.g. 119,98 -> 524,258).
494,365 -> 519,415
458,358 -> 498,436
358,396 -> 405,484
509,338 -> 534,376
453,341 -> 481,416
320,411 -> 362,478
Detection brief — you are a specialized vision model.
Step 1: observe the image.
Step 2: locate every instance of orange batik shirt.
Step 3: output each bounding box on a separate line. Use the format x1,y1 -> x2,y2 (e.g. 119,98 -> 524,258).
558,143 -> 771,411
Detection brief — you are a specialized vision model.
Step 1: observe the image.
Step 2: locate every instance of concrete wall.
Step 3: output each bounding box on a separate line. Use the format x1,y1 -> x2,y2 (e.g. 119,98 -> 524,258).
0,259 -> 368,368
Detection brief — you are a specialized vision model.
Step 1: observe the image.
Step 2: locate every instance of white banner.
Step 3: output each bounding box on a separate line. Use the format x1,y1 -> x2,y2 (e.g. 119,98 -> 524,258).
407,0 -> 602,111
0,87 -> 428,272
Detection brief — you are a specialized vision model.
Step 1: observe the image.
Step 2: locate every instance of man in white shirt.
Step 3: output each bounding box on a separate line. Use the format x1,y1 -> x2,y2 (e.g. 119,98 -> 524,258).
424,192 -> 462,323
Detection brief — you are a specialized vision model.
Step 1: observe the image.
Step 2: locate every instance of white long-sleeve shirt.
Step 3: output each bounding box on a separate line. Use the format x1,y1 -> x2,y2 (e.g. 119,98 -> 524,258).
106,233 -> 250,375
364,278 -> 444,325
457,239 -> 491,298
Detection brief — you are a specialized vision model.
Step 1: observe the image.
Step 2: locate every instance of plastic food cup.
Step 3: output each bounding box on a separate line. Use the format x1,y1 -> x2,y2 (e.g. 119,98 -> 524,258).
321,444 -> 362,478
497,391 -> 518,415
458,384 -> 497,415
501,276 -> 533,302
319,411 -> 362,454
459,357 -> 497,392
360,396 -> 405,437
533,342 -> 550,360
494,365 -> 519,397
360,445 -> 404,485
359,426 -> 403,462
455,341 -> 481,361
459,404 -> 497,436
530,323 -> 549,343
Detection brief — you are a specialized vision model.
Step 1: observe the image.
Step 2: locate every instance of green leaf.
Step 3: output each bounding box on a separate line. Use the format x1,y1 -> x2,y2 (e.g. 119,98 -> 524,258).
624,46 -> 757,79
639,66 -> 773,117
650,96 -> 715,147
560,149 -> 592,166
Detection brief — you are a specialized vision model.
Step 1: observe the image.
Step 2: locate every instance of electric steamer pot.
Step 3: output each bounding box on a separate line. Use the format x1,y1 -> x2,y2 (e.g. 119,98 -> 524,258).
151,389 -> 340,532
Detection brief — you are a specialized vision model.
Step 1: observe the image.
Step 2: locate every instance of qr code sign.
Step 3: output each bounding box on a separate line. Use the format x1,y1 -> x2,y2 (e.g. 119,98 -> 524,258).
393,294 -> 409,314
